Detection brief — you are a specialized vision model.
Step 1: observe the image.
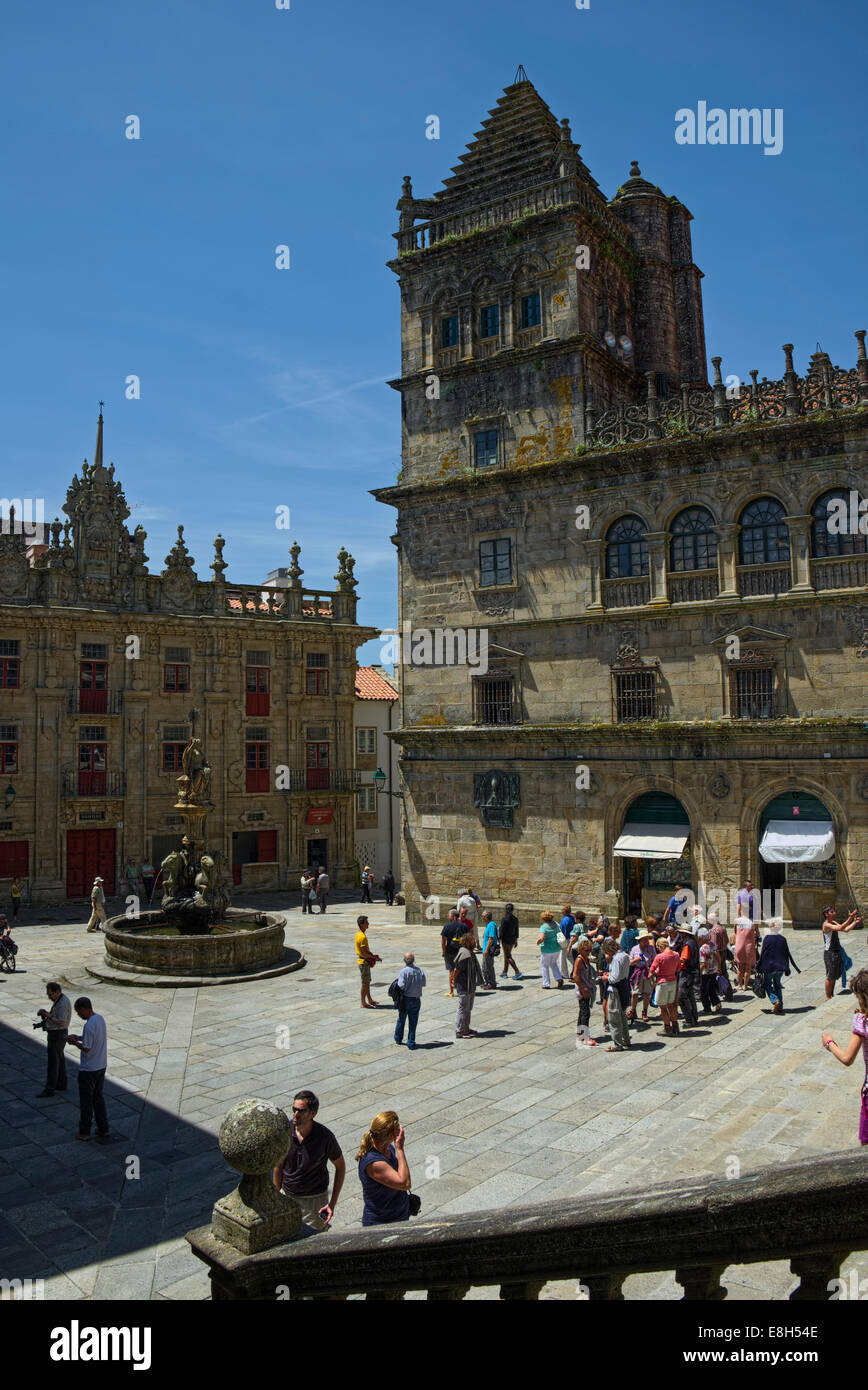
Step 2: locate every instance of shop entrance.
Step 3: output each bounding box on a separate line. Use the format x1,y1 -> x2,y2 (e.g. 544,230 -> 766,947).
614,792 -> 691,919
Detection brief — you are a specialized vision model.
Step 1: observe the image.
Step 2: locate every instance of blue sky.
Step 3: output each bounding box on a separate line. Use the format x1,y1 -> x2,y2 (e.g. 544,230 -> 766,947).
3,0 -> 865,664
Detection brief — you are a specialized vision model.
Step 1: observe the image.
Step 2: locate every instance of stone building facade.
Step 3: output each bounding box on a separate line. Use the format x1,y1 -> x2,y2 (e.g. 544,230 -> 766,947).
376,75 -> 868,926
0,414 -> 376,904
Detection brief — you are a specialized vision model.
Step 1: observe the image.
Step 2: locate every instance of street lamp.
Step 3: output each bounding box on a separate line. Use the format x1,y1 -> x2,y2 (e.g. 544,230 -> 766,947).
372,767 -> 386,794
4,784 -> 15,811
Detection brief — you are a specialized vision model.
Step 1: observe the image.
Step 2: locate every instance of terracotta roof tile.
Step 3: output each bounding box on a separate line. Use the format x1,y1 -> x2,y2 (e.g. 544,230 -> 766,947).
355,666 -> 398,701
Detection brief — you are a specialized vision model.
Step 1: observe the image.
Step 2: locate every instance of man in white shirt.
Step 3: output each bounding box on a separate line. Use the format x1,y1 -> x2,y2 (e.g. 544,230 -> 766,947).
456,889 -> 478,926
316,869 -> 330,913
67,997 -> 110,1143
602,939 -> 632,1052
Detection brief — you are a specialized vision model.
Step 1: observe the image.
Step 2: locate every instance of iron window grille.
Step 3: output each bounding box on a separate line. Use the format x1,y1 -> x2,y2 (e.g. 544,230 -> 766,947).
731,661 -> 776,719
613,670 -> 657,722
81,643 -> 108,660
475,676 -> 514,726
246,650 -> 271,666
164,646 -> 191,663
0,640 -> 20,657
79,726 -> 107,742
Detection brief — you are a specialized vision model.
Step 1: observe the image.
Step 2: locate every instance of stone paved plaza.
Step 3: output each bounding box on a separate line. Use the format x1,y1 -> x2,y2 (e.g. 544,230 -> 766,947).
2,896 -> 866,1301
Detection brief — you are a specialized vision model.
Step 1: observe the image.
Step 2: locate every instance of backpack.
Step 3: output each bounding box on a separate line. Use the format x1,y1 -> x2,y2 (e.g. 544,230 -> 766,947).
682,935 -> 699,971
387,978 -> 405,1007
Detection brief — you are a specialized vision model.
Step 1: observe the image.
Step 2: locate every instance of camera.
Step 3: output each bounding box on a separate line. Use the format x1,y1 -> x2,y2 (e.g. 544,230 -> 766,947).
33,1018 -> 46,1030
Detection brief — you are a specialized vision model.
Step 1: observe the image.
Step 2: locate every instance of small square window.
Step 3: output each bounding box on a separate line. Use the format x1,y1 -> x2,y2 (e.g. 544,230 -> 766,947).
480,304 -> 500,338
479,538 -> 512,587
521,292 -> 541,328
474,430 -> 499,470
441,314 -> 459,348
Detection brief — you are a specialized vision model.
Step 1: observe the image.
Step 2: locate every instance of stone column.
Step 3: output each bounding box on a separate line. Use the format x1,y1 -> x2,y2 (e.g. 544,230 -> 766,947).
784,514 -> 815,595
583,538 -> 605,611
713,523 -> 740,600
645,531 -> 670,608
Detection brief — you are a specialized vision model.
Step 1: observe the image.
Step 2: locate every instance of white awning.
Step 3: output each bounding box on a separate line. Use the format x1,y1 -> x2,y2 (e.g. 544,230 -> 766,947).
759,819 -> 835,863
613,822 -> 690,860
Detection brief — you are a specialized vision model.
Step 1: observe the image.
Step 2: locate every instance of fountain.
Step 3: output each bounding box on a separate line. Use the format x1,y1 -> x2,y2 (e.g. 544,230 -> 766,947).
87,725 -> 303,987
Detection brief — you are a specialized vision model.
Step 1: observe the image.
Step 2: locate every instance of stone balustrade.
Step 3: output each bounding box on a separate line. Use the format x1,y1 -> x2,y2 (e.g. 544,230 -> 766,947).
186,1100 -> 868,1301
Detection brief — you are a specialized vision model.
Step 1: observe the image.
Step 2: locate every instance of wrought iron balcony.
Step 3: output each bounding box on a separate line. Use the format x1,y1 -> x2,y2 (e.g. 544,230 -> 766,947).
62,770 -> 126,798
67,689 -> 124,715
281,769 -> 361,794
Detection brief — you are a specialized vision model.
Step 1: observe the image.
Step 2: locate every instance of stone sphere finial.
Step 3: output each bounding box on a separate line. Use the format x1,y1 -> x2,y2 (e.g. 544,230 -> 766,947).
218,1098 -> 292,1175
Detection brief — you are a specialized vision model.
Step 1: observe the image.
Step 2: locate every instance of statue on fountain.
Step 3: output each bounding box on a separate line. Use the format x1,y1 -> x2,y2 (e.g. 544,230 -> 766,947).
160,732 -> 230,934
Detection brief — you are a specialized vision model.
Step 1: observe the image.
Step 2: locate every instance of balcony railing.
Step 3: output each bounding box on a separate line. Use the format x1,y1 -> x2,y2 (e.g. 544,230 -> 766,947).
62,771 -> 126,798
811,552 -> 868,591
668,570 -> 720,603
585,333 -> 868,451
737,563 -> 791,597
69,689 -> 123,715
437,347 -> 460,368
601,576 -> 651,609
515,325 -> 542,350
187,1122 -> 868,1300
279,769 -> 361,794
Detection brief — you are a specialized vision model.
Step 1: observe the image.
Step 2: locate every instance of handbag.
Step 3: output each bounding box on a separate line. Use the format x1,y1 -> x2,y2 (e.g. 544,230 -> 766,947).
716,973 -> 729,995
752,971 -> 767,999
408,1192 -> 421,1217
556,931 -> 567,947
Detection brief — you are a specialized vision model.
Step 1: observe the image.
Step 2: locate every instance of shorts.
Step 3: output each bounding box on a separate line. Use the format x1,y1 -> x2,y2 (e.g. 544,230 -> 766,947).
358,961 -> 371,987
824,950 -> 842,982
632,976 -> 654,997
655,980 -> 677,1006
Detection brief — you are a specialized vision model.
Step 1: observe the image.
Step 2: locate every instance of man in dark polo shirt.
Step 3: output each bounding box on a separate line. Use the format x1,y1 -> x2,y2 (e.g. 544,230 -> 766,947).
271,1089 -> 345,1232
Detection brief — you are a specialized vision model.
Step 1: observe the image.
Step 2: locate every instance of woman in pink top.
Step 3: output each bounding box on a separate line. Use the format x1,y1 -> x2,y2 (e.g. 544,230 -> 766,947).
731,914 -> 759,992
821,968 -> 868,1145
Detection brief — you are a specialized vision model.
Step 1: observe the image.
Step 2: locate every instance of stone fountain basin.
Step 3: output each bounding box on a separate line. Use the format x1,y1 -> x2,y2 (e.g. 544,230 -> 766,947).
96,907 -> 294,981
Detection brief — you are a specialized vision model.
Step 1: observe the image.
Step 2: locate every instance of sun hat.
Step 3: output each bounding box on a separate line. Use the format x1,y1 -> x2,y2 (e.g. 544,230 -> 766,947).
636,926 -> 652,940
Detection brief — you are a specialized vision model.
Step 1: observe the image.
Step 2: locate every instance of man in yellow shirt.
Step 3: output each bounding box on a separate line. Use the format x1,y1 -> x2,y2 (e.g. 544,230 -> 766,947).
355,915 -> 382,1010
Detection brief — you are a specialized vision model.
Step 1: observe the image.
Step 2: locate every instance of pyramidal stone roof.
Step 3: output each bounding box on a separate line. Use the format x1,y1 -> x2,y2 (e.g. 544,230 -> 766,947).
434,77 -> 600,207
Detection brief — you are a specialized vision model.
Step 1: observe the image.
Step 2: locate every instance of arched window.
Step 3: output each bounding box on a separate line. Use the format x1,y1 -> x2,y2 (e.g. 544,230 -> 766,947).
670,507 -> 717,572
605,516 -> 649,579
738,498 -> 790,566
810,489 -> 868,558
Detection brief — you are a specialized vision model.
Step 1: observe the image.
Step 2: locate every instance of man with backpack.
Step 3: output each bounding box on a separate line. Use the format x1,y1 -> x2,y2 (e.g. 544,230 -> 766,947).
441,910 -> 463,996
391,952 -> 426,1050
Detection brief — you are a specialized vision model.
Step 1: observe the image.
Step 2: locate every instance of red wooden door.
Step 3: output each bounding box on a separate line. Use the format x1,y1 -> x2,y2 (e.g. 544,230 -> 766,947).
258,830 -> 277,862
66,830 -> 115,898
79,662 -> 108,714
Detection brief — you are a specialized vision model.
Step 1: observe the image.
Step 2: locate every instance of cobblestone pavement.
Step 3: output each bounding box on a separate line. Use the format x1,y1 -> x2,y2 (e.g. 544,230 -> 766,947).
1,896 -> 865,1301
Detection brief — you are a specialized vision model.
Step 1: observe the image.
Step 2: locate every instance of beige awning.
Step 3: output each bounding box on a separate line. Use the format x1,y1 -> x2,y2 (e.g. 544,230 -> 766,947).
759,819 -> 835,863
613,823 -> 690,860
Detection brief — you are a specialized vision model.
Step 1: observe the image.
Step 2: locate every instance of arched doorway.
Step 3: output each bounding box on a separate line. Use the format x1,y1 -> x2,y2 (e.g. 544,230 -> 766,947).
758,791 -> 836,926
614,792 -> 692,918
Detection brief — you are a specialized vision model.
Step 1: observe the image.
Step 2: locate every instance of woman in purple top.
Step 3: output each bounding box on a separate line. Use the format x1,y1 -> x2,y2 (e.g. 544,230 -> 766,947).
821,969 -> 868,1145
356,1110 -> 412,1225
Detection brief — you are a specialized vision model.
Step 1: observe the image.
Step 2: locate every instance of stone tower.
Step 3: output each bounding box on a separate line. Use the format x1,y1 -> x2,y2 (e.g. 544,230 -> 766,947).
388,74 -> 707,486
